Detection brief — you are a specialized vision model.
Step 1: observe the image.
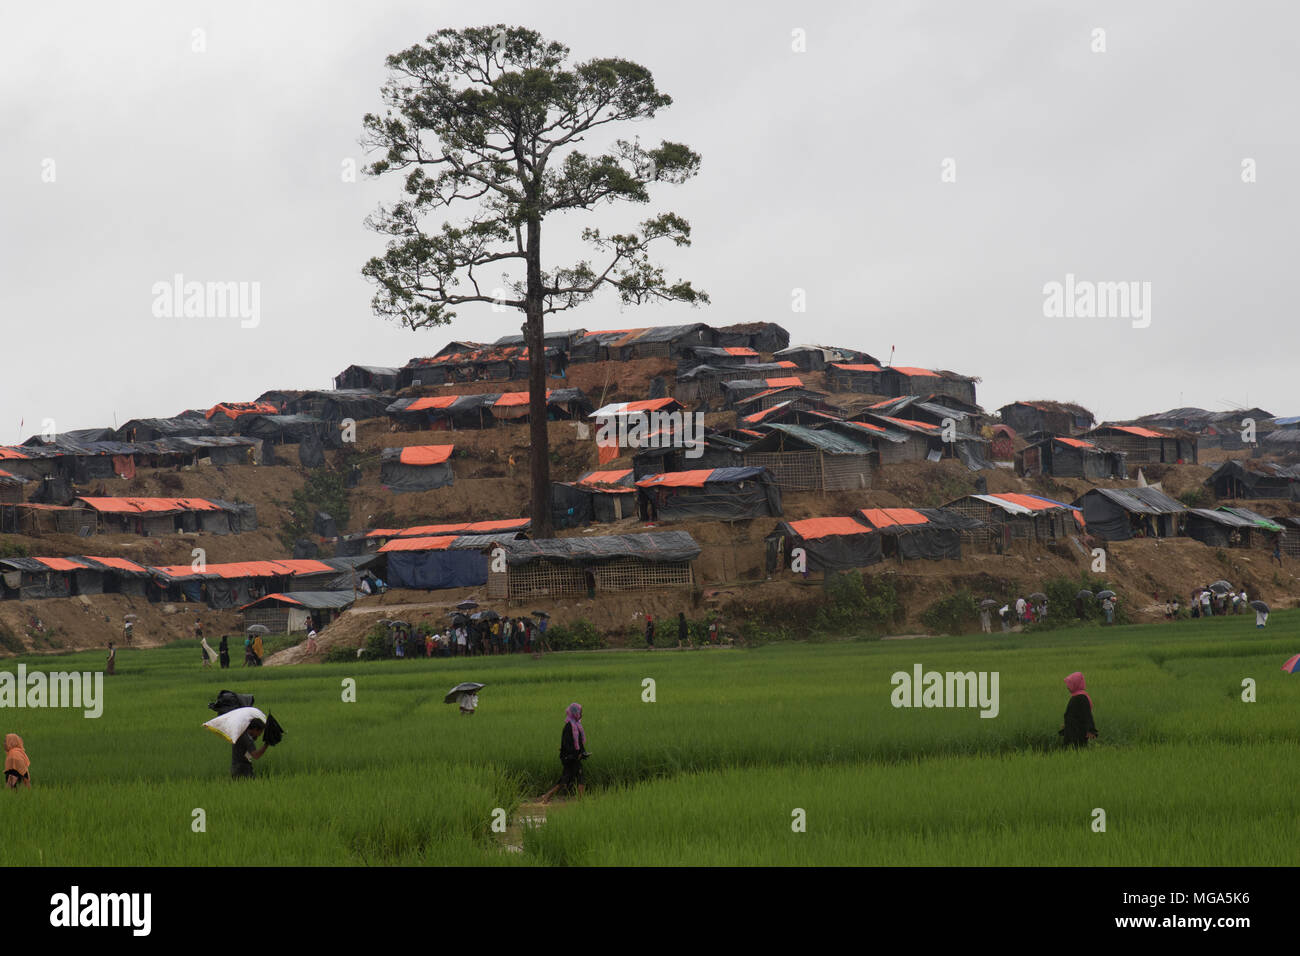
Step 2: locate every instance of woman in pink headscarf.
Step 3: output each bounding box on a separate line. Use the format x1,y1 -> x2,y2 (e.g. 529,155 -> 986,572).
541,703 -> 588,803
1059,672 -> 1098,748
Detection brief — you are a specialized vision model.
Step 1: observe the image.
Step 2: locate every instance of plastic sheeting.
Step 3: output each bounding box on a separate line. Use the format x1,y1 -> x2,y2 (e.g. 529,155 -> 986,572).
387,549 -> 488,590
379,461 -> 455,492
496,531 -> 700,566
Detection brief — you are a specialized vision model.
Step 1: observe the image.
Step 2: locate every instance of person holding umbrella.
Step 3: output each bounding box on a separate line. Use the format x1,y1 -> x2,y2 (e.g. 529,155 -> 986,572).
1252,600 -> 1270,628
541,702 -> 589,804
445,682 -> 485,715
978,599 -> 996,633
1059,672 -> 1098,748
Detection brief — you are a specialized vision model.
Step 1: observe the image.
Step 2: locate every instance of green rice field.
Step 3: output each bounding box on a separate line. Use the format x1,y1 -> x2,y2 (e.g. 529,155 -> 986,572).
3,612 -> 1298,866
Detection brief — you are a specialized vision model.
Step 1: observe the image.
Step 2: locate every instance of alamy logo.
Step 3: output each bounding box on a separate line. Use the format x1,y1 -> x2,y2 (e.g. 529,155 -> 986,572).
49,886 -> 151,936
595,411 -> 704,459
890,663 -> 1000,718
151,273 -> 261,328
0,665 -> 103,718
1042,273 -> 1151,328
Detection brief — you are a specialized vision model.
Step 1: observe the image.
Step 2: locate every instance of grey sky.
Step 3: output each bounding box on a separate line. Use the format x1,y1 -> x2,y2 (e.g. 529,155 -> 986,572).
3,0 -> 1296,442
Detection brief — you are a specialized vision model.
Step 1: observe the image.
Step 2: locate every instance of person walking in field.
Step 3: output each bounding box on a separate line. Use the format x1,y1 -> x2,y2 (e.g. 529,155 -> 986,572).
5,734 -> 32,790
1058,672 -> 1098,748
677,612 -> 688,648
540,703 -> 588,804
218,635 -> 231,669
645,613 -> 655,650
200,637 -> 217,668
106,641 -> 116,676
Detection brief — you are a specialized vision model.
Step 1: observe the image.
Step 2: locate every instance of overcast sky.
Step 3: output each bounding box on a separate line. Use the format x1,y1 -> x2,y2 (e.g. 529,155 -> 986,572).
2,0 -> 1296,442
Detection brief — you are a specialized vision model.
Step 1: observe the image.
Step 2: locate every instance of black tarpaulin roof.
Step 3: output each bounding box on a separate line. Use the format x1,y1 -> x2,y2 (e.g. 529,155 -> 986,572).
489,531 -> 700,566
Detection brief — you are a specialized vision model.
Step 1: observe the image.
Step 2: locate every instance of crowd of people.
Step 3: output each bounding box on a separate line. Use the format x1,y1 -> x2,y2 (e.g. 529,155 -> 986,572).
385,614 -> 551,658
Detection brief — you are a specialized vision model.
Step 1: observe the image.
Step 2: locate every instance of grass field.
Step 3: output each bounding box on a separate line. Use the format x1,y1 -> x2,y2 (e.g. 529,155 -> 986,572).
2,612 -> 1298,866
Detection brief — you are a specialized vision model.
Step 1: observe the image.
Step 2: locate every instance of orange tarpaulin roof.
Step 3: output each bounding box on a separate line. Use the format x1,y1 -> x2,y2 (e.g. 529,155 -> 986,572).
831,363 -> 883,372
406,395 -> 459,412
876,416 -> 939,432
723,347 -> 758,356
742,401 -> 792,425
378,535 -> 461,553
367,517 -> 530,539
858,508 -> 929,528
206,401 -> 279,420
1105,425 -> 1167,439
35,557 -> 92,571
152,559 -> 332,579
623,398 -> 679,413
787,517 -> 874,540
988,493 -> 1066,512
765,377 -> 804,388
493,390 -> 554,407
399,445 -> 454,466
0,448 -> 30,460
1055,437 -> 1096,448
82,556 -> 150,573
776,361 -> 798,368
579,470 -> 633,486
77,497 -> 223,513
889,366 -> 938,377
636,470 -> 714,489
842,421 -> 885,433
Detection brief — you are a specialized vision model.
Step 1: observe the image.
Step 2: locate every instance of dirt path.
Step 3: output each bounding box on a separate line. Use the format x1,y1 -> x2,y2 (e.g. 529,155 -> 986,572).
497,800 -> 550,855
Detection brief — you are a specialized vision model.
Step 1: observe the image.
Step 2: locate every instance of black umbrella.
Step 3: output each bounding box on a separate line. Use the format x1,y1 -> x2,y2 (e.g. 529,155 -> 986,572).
1029,592 -> 1047,602
1076,590 -> 1093,600
387,620 -> 410,628
262,713 -> 285,747
1250,600 -> 1270,613
443,682 -> 485,704
478,609 -> 500,620
456,600 -> 479,610
1209,580 -> 1232,594
532,610 -> 550,618
978,599 -> 999,610
246,625 -> 270,635
451,614 -> 468,627
1096,590 -> 1115,601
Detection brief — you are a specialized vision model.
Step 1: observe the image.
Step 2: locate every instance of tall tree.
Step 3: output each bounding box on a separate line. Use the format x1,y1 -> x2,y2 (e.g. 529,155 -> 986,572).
362,25 -> 707,538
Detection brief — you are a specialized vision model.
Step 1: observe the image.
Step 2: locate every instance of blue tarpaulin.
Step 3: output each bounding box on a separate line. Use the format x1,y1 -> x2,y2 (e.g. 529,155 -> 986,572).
387,550 -> 488,590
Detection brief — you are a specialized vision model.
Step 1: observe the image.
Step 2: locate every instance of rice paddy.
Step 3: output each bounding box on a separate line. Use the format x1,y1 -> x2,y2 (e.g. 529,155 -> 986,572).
2,612 -> 1298,866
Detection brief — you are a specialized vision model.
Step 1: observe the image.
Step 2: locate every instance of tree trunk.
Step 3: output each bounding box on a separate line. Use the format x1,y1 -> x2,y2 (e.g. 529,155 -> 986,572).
526,216 -> 553,539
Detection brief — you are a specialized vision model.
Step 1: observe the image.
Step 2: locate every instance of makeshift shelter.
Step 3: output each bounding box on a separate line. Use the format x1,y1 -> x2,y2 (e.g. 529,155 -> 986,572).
385,394 -> 493,430
1083,425 -> 1196,464
675,362 -> 799,406
1016,436 -> 1127,479
0,502 -> 94,536
289,390 -> 390,423
635,467 -> 782,522
990,424 -> 1016,461
364,518 -> 531,544
678,345 -> 761,367
379,445 -> 455,492
0,557 -> 79,599
622,324 -> 714,359
1205,459 -> 1300,500
590,398 -> 690,466
75,496 -> 244,536
1073,487 -> 1186,541
853,508 -> 983,561
115,417 -> 218,443
828,363 -> 885,393
206,401 -> 282,432
379,533 -> 515,590
489,388 -> 592,424
571,329 -> 643,363
150,559 -> 341,609
879,367 -> 979,406
774,345 -> 876,372
742,423 -> 875,491
236,414 -> 329,446
998,401 -> 1095,436
714,322 -> 790,353
1261,429 -> 1300,456
943,493 -> 1084,550
732,384 -> 830,416
333,365 -> 399,391
765,517 -> 882,573
485,531 -> 700,601
630,436 -> 744,477
0,468 -> 27,504
1185,508 -> 1281,550
552,469 -> 637,528
241,591 -> 357,633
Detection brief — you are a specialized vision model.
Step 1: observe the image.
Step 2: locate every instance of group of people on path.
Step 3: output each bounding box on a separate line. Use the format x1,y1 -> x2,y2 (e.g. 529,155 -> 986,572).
645,612 -> 720,649
392,616 -> 549,658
